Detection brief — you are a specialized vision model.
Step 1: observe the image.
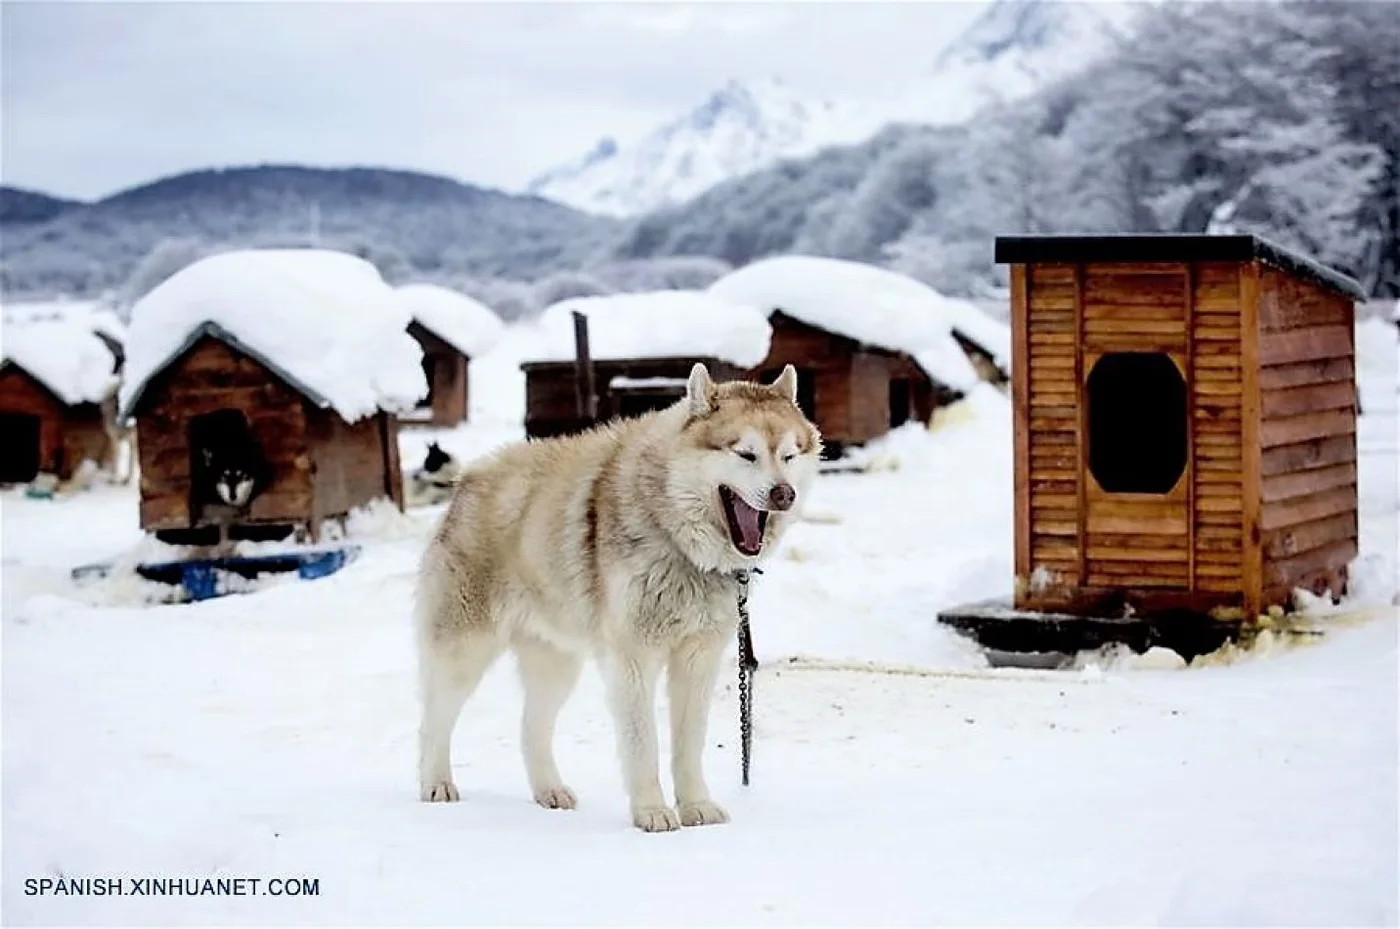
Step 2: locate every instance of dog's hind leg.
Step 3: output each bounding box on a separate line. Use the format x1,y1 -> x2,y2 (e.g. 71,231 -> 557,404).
417,630 -> 502,803
514,635 -> 583,810
668,632 -> 731,827
600,648 -> 677,832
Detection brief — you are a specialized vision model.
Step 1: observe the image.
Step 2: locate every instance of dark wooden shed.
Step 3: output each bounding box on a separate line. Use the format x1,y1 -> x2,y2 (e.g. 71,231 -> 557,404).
0,318 -> 121,484
748,311 -> 955,456
395,283 -> 504,428
0,364 -> 112,484
995,233 -> 1366,622
524,356 -> 746,439
407,321 -> 470,427
707,255 -> 1011,456
120,323 -> 405,545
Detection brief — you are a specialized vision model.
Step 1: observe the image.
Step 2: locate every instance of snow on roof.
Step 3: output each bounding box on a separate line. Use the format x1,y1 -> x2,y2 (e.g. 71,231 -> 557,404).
523,290 -> 772,367
119,249 -> 427,422
1,297 -> 125,345
1,315 -> 117,405
396,283 -> 505,359
706,255 -> 1012,388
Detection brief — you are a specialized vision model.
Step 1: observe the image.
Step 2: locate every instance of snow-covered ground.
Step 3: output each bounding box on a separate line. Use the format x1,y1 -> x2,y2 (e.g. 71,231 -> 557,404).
3,319 -> 1397,926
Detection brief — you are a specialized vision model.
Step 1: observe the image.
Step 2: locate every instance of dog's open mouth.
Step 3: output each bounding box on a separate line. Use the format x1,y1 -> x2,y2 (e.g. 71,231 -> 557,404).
719,485 -> 768,557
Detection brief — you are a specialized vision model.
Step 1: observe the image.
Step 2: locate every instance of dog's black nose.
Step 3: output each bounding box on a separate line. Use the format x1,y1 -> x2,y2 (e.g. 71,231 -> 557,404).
769,482 -> 796,511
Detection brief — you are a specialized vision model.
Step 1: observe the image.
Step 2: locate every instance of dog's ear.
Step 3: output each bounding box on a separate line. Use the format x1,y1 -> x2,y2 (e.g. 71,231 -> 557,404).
685,362 -> 717,416
770,364 -> 799,404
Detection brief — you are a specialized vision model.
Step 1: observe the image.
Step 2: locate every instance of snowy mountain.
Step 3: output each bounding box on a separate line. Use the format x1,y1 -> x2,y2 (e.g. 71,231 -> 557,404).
880,0 -> 1142,127
527,1 -> 1143,218
525,77 -> 870,218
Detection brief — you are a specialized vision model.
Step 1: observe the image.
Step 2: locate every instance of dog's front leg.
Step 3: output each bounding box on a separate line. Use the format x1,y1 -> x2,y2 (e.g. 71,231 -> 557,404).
601,648 -> 677,832
669,632 -> 730,827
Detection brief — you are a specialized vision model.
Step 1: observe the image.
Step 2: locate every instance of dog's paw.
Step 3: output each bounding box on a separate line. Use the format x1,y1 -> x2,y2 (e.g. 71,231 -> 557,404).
632,805 -> 682,833
678,799 -> 730,827
420,780 -> 460,803
533,785 -> 578,810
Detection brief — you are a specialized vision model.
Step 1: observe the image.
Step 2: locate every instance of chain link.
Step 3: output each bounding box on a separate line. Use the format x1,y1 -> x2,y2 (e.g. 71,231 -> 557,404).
735,568 -> 760,786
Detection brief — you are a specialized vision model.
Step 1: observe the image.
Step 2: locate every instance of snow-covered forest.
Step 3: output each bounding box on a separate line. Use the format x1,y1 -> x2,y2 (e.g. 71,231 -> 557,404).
623,1 -> 1399,300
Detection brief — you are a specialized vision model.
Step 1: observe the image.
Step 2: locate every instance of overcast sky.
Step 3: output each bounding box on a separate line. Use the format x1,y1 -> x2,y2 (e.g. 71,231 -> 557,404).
1,1 -> 988,201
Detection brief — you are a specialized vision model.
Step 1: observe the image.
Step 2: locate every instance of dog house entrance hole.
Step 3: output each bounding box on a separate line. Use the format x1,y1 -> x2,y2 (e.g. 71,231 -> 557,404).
419,355 -> 438,409
1086,352 -> 1187,494
889,378 -> 912,427
0,413 -> 42,483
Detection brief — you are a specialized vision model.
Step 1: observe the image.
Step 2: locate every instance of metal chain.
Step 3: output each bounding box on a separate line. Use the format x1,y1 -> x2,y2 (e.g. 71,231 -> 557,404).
735,568 -> 761,786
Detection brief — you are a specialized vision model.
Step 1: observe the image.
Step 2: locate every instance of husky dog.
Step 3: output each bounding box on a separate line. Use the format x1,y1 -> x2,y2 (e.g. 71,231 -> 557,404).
416,363 -> 821,831
406,441 -> 464,508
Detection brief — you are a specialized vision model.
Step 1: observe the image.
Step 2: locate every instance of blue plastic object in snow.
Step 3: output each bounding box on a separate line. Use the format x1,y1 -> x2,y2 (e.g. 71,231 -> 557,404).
72,545 -> 362,603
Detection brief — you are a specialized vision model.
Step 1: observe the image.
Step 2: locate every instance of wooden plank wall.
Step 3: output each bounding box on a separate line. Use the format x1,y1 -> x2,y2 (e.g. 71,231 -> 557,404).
309,408 -> 399,527
1191,263 -> 1247,599
1020,263 -> 1081,600
427,352 -> 467,426
1080,264 -> 1191,591
845,350 -> 892,443
135,338 -> 313,531
761,313 -> 863,444
1253,264 -> 1359,609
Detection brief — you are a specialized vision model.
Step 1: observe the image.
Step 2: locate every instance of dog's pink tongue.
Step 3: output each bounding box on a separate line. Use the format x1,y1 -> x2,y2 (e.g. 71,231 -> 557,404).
733,496 -> 764,552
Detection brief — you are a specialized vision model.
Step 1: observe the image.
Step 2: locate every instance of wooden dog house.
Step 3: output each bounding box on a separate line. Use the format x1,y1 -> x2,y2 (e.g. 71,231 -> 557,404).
995,234 -> 1366,622
749,311 -> 955,455
395,284 -> 504,427
0,316 -> 121,483
708,255 -> 1011,455
119,248 -> 430,545
122,326 -> 406,544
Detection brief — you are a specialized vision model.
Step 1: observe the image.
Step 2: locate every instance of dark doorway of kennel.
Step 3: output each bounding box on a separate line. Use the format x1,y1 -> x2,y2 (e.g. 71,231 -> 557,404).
889,377 -> 912,428
419,355 -> 438,412
0,412 -> 42,483
1086,351 -> 1188,494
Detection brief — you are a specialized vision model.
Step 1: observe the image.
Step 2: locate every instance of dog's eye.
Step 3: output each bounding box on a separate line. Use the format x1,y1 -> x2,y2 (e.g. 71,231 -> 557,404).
734,449 -> 758,463
781,453 -> 796,463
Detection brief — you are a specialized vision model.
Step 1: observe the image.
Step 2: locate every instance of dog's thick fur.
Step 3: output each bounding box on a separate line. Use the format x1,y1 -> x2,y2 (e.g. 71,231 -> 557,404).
415,363 -> 821,831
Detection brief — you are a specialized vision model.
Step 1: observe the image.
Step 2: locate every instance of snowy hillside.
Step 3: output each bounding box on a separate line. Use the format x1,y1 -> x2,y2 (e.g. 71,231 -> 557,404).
881,0 -> 1141,126
525,77 -> 871,217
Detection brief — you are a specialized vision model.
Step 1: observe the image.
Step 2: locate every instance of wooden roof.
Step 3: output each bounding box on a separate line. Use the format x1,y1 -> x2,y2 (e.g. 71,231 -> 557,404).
994,234 -> 1367,301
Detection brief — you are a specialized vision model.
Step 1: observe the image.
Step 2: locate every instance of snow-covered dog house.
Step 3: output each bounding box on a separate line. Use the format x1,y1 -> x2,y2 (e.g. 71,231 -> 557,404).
520,291 -> 772,439
941,235 -> 1367,657
0,315 -> 121,483
394,284 -> 504,427
707,256 -> 1011,456
119,249 -> 427,545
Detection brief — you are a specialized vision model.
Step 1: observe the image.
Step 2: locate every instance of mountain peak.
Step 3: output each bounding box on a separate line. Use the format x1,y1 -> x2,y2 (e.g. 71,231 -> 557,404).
526,77 -> 861,217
